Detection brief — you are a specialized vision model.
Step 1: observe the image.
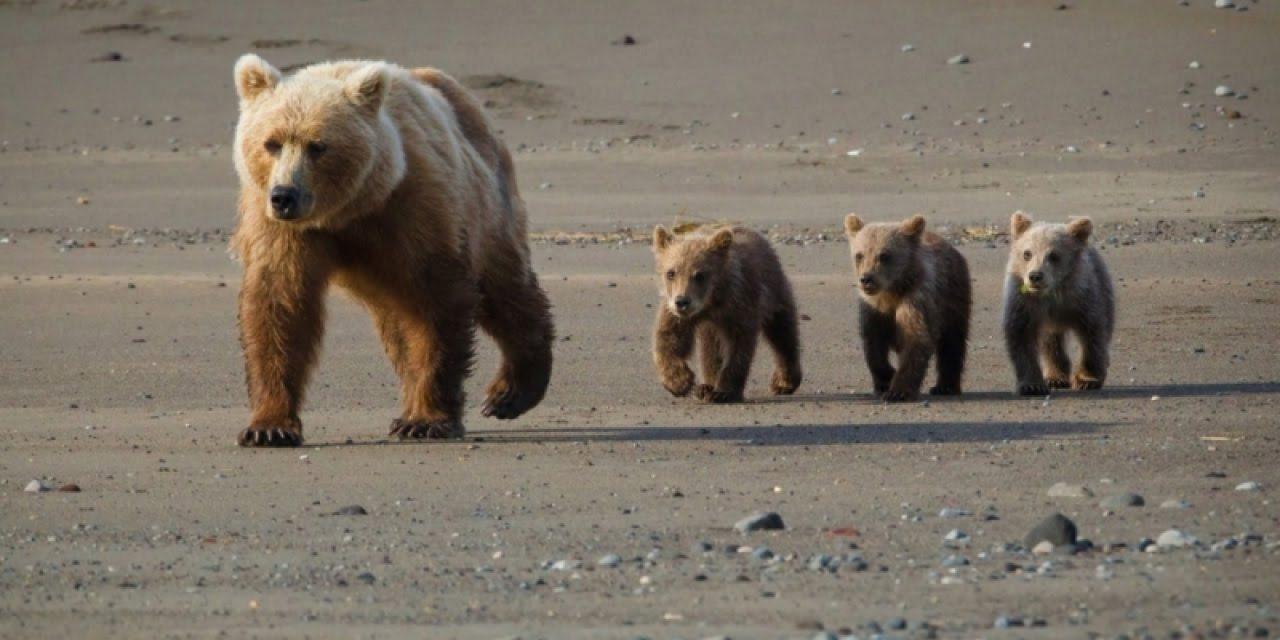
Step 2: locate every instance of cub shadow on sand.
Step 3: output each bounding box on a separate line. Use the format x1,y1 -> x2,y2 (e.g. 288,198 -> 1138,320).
474,419 -> 1113,446
746,381 -> 1280,405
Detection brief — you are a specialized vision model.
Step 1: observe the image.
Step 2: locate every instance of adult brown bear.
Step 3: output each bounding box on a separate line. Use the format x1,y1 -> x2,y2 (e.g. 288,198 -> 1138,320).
230,55 -> 553,446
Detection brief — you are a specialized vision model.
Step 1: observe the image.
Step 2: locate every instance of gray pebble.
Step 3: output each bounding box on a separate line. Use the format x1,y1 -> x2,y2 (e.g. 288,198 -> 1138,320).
1025,513 -> 1078,548
597,554 -> 621,568
734,511 -> 785,533
948,54 -> 970,65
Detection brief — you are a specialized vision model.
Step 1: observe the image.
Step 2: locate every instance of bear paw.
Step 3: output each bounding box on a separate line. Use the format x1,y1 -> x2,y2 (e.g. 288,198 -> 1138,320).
1045,376 -> 1072,389
769,370 -> 801,395
695,384 -> 743,404
1017,381 -> 1050,396
389,418 -> 465,440
482,382 -> 543,420
928,384 -> 961,396
881,389 -> 919,403
661,367 -> 696,397
1072,375 -> 1104,391
238,423 -> 303,448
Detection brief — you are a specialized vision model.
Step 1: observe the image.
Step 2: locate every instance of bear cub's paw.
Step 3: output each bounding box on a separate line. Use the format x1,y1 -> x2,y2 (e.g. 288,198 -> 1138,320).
1045,377 -> 1072,389
238,423 -> 303,448
389,418 -> 465,440
928,384 -> 961,396
695,384 -> 743,404
881,389 -> 919,403
770,370 -> 800,396
1017,381 -> 1050,396
1072,374 -> 1103,390
661,366 -> 696,397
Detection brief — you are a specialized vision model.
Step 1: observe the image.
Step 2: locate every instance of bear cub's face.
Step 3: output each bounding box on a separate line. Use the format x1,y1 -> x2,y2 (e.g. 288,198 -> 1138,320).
652,226 -> 734,319
233,54 -> 390,226
1008,212 -> 1093,294
843,214 -> 926,300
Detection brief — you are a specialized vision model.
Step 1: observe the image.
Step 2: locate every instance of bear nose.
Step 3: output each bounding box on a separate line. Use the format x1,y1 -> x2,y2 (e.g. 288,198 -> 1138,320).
1028,271 -> 1044,284
269,186 -> 300,219
859,274 -> 874,286
674,296 -> 691,311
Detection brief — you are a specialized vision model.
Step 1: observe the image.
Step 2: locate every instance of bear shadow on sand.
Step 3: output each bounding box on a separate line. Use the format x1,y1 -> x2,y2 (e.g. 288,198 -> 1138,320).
744,381 -> 1280,405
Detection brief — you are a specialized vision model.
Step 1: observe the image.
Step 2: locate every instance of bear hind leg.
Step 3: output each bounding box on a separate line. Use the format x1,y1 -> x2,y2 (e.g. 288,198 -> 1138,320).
762,306 -> 802,395
930,321 -> 967,396
478,273 -> 554,420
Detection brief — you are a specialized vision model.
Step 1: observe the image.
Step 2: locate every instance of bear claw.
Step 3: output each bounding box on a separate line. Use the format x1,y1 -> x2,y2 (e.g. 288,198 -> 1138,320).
238,425 -> 303,448
695,384 -> 743,403
1045,377 -> 1071,389
389,418 -> 465,440
769,371 -> 800,395
482,387 -> 541,420
1072,376 -> 1103,390
1017,382 -> 1050,396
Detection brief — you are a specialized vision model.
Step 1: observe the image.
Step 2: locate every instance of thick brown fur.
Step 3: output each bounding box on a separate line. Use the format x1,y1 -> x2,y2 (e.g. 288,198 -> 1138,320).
231,55 -> 553,447
1002,211 -> 1114,395
651,226 -> 802,403
843,213 -> 972,402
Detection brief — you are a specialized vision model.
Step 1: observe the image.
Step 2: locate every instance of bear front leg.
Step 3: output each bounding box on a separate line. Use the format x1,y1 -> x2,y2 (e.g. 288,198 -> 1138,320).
1003,291 -> 1048,396
653,310 -> 696,397
859,303 -> 896,396
882,303 -> 930,402
1072,321 -> 1109,390
696,323 -> 725,387
237,248 -> 332,447
389,286 -> 477,441
1040,331 -> 1072,389
698,320 -> 756,403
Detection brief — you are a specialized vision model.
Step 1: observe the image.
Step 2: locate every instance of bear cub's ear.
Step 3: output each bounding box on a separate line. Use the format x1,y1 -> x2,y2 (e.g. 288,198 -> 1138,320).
1066,217 -> 1093,243
844,213 -> 864,236
709,228 -> 734,254
235,54 -> 281,104
1011,210 -> 1034,239
346,63 -> 390,112
653,225 -> 673,252
900,214 -> 926,239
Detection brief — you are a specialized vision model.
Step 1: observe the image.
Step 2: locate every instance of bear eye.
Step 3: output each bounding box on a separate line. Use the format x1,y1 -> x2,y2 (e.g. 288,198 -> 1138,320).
665,270 -> 676,281
307,141 -> 328,156
264,139 -> 282,155
878,252 -> 892,264
692,271 -> 705,284
854,252 -> 864,263
1022,250 -> 1033,261
1046,251 -> 1059,264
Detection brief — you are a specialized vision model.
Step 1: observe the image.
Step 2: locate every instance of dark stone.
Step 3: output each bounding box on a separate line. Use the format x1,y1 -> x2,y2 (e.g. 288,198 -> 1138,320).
1024,513 -> 1078,548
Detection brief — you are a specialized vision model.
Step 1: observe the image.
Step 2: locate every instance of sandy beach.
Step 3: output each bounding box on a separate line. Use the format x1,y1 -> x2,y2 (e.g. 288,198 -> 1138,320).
2,1 -> 1279,638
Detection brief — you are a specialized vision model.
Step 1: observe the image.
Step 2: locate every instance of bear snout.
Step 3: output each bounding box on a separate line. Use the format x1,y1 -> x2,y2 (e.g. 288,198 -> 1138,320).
269,185 -> 303,220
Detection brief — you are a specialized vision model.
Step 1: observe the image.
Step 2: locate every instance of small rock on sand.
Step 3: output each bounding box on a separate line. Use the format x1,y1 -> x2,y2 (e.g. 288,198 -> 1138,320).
1214,85 -> 1234,97
1235,481 -> 1261,492
332,505 -> 368,516
734,511 -> 785,533
1160,499 -> 1191,509
1099,493 -> 1144,509
1048,482 -> 1094,498
947,54 -> 970,65
1025,513 -> 1078,548
57,483 -> 82,493
25,479 -> 51,493
1156,529 -> 1198,549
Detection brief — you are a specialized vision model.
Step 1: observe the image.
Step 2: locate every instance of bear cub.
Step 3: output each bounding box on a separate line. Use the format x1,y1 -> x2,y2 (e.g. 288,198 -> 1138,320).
652,225 -> 802,403
1003,211 -> 1115,395
844,214 -> 971,401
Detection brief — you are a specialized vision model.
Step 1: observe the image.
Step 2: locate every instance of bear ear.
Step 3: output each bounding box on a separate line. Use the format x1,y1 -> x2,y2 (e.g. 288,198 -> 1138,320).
1011,210 -> 1033,239
235,54 -> 281,104
1067,217 -> 1093,243
844,213 -> 864,236
653,225 -> 673,253
900,214 -> 926,239
346,63 -> 390,112
709,228 -> 734,255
